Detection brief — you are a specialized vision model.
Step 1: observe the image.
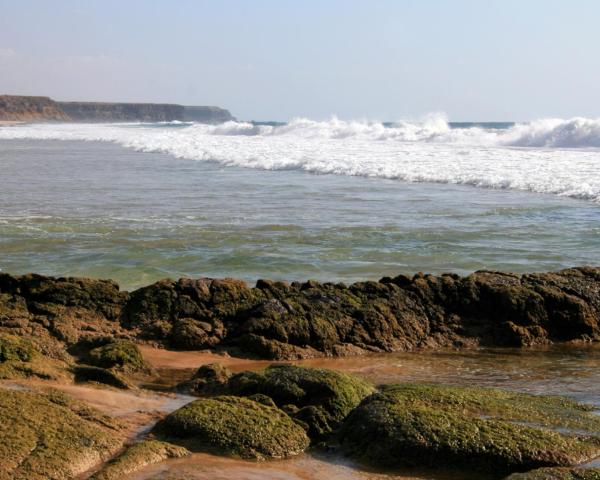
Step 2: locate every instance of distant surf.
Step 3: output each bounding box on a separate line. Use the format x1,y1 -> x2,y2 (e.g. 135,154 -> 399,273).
1,114 -> 599,201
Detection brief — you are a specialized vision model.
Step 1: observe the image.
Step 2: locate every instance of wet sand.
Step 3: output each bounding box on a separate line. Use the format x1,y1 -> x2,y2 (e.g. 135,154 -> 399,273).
129,451 -> 482,480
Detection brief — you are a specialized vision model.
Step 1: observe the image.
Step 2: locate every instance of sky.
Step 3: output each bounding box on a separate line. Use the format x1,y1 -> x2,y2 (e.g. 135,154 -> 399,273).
0,0 -> 599,121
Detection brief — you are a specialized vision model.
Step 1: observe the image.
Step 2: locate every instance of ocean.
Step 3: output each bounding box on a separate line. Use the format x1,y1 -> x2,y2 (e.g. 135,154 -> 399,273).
0,116 -> 599,290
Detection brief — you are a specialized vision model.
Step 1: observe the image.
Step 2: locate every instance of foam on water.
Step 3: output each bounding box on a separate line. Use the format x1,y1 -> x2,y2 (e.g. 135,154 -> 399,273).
1,115 -> 599,201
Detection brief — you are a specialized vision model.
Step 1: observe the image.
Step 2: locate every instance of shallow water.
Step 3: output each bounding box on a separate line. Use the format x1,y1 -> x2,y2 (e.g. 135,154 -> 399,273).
1,139 -> 599,290
131,345 -> 600,480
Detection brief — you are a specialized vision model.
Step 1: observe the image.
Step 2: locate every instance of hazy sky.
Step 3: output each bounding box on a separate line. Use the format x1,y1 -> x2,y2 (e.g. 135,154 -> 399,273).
1,0 -> 599,121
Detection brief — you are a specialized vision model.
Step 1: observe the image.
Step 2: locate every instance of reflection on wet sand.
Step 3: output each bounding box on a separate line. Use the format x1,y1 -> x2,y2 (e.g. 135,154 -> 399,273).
140,344 -> 600,406
129,451 -> 483,480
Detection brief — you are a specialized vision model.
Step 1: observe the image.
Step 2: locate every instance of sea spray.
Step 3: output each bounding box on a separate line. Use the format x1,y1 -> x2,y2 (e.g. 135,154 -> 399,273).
1,116 -> 599,201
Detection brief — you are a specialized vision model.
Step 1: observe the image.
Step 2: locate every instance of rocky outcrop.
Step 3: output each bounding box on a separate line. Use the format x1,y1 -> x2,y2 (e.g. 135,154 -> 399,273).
183,105 -> 234,123
56,101 -> 184,122
1,268 -> 599,360
0,95 -> 69,122
0,94 -> 234,123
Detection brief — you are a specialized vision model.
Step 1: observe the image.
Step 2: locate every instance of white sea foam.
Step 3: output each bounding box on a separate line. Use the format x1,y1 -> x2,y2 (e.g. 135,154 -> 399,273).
1,115 -> 599,201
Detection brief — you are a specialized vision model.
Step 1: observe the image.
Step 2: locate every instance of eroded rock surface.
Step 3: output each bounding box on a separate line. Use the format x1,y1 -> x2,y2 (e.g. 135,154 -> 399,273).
2,268 -> 600,360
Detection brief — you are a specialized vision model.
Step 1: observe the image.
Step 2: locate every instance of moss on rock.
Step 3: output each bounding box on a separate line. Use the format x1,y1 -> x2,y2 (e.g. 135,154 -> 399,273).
0,335 -> 36,362
0,389 -> 124,480
339,383 -> 600,475
155,395 -> 310,459
72,365 -> 132,389
87,340 -> 147,372
90,439 -> 189,480
219,364 -> 374,439
0,334 -> 70,381
505,468 -> 600,479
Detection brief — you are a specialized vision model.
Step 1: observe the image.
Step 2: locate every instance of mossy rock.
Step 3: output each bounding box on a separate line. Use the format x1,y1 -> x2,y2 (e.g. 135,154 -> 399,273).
505,468 -> 600,479
220,364 -> 374,439
90,439 -> 189,480
0,334 -> 70,381
87,340 -> 147,372
155,395 -> 310,459
178,363 -> 232,395
339,383 -> 600,475
0,389 -> 124,480
73,365 -> 131,389
0,335 -> 37,363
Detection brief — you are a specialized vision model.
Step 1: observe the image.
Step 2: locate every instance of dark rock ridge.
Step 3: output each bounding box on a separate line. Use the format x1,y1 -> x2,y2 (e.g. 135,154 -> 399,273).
1,267 -> 599,360
0,94 -> 234,123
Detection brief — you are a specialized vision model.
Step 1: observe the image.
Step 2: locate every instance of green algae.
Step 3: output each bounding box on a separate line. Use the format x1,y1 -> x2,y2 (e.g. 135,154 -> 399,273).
0,334 -> 71,381
0,389 -> 124,480
220,364 -> 374,439
339,383 -> 600,475
0,335 -> 36,362
155,395 -> 310,459
72,364 -> 132,389
90,439 -> 190,480
87,340 -> 147,372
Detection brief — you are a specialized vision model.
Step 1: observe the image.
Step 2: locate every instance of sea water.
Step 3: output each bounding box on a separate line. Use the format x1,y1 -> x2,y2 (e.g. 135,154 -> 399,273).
0,117 -> 599,290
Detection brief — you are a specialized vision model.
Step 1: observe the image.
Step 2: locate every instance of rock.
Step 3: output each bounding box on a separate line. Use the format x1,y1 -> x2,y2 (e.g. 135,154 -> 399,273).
211,364 -> 374,439
339,383 -> 600,475
2,268 -> 600,361
504,467 -> 600,479
90,440 -> 189,480
0,95 -> 69,122
178,363 -> 232,395
72,365 -> 131,389
0,389 -> 124,480
0,334 -> 70,381
155,396 -> 309,459
86,340 -> 147,373
0,335 -> 36,362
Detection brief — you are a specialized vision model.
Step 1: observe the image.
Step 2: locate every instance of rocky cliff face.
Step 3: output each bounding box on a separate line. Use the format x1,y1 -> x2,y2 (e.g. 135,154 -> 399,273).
0,95 -> 234,123
1,268 -> 598,361
57,101 -> 184,122
183,106 -> 234,123
0,95 -> 69,122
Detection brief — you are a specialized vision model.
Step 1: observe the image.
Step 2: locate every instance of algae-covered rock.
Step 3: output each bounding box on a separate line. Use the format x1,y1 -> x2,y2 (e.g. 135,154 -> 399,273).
220,364 -> 374,439
73,364 -> 132,389
0,334 -> 70,381
0,335 -> 36,362
87,340 -> 147,372
505,467 -> 600,479
155,395 -> 310,459
178,363 -> 233,395
0,389 -> 124,480
340,383 -> 600,475
90,439 -> 189,480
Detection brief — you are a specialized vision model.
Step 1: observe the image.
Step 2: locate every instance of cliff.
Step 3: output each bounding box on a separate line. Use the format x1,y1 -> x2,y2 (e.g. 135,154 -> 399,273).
57,101 -> 184,122
0,95 -> 69,122
183,106 -> 234,123
0,95 -> 234,123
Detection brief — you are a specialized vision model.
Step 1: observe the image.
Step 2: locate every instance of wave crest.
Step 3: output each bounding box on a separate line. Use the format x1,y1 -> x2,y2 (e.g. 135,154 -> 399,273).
1,115 -> 599,201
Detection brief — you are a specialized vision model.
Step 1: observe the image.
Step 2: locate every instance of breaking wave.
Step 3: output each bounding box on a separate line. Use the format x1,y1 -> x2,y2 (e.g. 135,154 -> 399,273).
1,115 -> 599,201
